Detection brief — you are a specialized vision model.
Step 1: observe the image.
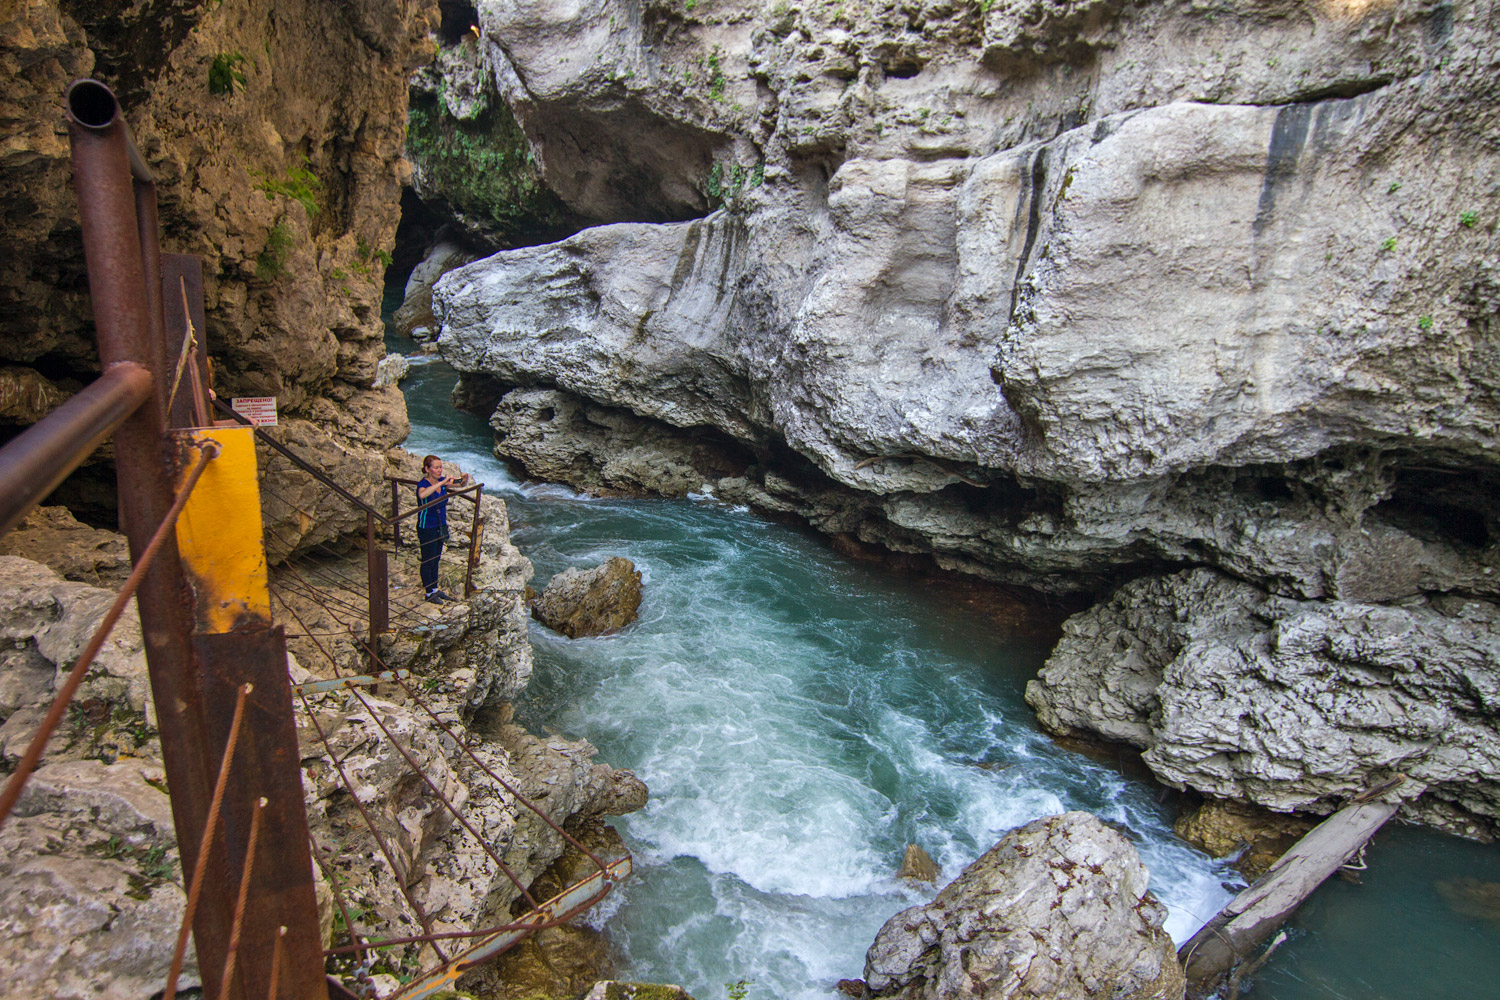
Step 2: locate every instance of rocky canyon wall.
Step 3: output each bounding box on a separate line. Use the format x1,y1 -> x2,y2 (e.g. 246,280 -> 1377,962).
1,0 -> 434,551
426,0 -> 1500,834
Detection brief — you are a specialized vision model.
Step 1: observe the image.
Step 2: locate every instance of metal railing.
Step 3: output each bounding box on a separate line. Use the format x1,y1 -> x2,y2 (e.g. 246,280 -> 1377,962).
0,76 -> 627,1000
0,78 -> 329,999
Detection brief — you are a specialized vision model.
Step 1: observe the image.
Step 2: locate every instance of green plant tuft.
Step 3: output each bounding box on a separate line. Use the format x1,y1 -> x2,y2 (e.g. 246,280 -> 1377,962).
255,221 -> 294,280
1418,315 -> 1434,330
208,51 -> 247,96
726,980 -> 753,1000
1379,236 -> 1397,253
254,156 -> 322,217
707,46 -> 726,101
1459,210 -> 1479,228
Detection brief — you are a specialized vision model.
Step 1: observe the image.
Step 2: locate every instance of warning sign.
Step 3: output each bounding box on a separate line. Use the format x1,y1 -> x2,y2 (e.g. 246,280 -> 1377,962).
231,397 -> 278,427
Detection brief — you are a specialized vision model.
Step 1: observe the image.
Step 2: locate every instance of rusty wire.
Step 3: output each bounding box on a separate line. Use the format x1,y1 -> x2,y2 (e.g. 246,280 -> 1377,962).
0,439 -> 220,830
289,665 -> 451,964
280,545 -> 614,889
274,564 -> 550,907
216,796 -> 267,999
266,925 -> 287,1000
322,882 -> 613,955
162,679 -> 252,1000
271,563 -> 438,645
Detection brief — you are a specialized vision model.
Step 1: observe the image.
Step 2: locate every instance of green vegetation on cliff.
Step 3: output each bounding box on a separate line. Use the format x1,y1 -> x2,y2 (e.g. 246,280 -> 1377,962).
407,92 -> 573,245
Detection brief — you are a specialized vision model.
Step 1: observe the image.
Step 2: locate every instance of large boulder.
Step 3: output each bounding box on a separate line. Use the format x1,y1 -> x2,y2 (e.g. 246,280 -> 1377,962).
1026,568 -> 1500,838
864,812 -> 1183,1000
533,557 -> 644,638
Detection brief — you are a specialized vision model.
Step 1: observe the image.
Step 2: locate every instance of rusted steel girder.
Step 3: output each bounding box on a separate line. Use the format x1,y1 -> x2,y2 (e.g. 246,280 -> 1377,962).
65,76 -> 241,996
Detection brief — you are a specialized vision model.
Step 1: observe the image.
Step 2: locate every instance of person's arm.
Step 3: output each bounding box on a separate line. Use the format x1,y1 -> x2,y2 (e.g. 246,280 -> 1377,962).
418,476 -> 451,499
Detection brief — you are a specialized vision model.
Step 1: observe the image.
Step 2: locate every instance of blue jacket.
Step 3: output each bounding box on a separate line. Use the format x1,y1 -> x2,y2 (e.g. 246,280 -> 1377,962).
416,478 -> 448,532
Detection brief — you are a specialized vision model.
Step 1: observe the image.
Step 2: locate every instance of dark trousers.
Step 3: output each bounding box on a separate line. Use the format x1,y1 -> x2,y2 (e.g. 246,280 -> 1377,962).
417,524 -> 444,594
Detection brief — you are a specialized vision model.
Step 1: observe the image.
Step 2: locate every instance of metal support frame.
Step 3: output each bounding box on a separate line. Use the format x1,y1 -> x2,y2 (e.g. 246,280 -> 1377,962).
67,78 -> 328,1000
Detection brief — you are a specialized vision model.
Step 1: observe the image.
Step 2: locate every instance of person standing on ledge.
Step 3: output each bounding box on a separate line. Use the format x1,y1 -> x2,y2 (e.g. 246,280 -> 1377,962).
416,454 -> 467,603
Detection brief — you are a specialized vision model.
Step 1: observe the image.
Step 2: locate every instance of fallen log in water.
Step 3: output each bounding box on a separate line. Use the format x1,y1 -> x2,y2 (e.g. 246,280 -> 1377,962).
1177,776 -> 1422,985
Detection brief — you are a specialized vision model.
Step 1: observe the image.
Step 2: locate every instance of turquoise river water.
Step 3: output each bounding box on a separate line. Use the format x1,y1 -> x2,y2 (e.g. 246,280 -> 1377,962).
390,324 -> 1498,1000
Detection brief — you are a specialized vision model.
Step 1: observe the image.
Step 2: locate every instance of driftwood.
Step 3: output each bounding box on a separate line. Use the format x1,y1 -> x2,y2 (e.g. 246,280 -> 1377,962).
1177,776 -> 1421,984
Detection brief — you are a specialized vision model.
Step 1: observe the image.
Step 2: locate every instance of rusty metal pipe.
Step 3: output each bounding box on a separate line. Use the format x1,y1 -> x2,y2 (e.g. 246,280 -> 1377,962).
135,180 -> 171,418
66,78 -> 152,182
0,363 -> 152,538
67,77 -> 235,993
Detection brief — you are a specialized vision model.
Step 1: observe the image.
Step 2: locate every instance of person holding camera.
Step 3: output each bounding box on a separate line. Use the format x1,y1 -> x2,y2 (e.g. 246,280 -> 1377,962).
415,454 -> 467,603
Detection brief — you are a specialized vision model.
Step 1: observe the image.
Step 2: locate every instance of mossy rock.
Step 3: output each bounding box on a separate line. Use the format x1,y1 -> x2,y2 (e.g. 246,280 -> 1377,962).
407,92 -> 575,245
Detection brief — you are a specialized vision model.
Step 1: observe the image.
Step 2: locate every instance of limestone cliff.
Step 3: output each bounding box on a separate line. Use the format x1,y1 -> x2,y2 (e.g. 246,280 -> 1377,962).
424,0 -> 1500,831
0,0 -> 430,549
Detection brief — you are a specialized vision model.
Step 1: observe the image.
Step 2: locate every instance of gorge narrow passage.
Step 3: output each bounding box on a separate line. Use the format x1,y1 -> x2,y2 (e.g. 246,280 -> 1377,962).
391,326 -> 1500,1000
392,336 -> 1234,999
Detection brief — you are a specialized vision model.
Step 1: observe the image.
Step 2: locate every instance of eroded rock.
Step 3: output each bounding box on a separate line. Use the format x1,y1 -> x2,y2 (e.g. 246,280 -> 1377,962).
1027,569 -> 1500,838
864,812 -> 1183,1000
533,557 -> 644,638
0,506 -> 130,588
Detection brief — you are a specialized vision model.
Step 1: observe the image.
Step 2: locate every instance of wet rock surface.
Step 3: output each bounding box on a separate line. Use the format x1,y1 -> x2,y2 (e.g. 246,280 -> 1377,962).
533,557 -> 645,638
864,812 -> 1184,1000
1027,568 -> 1500,838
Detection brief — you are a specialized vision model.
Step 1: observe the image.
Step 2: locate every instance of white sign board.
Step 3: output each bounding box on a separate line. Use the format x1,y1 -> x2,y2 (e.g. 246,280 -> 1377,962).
231,396 -> 278,427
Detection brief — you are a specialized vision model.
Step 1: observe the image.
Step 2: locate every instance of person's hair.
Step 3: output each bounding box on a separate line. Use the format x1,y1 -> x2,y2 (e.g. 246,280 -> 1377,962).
422,454 -> 440,473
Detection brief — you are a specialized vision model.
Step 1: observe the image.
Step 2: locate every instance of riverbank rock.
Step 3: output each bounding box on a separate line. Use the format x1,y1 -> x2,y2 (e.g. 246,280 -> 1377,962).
533,557 -> 644,638
0,758 -> 196,1000
1027,569 -> 1500,839
897,844 -> 941,884
394,237 -> 477,341
864,812 -> 1183,1000
1174,800 -> 1316,881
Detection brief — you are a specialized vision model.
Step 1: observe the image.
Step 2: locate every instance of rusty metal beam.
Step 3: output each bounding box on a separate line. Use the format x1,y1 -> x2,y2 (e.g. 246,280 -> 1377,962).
162,253 -> 212,430
0,363 -> 152,538
67,76 -> 233,993
198,628 -> 330,1000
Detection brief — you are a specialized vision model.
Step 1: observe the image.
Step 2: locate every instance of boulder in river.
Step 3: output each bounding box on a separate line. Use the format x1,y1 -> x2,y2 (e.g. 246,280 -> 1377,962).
533,557 -> 643,638
897,843 -> 941,884
864,812 -> 1184,1000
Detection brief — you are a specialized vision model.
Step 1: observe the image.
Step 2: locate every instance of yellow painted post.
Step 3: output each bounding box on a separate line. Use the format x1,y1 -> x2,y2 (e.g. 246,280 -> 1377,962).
171,426 -> 270,633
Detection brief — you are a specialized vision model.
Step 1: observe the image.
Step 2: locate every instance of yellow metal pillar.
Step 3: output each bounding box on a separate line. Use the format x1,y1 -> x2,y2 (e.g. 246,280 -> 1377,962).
172,426 -> 270,632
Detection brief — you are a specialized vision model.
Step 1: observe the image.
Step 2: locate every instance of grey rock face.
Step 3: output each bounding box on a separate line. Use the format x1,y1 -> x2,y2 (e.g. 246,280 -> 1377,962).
0,759 -> 198,1000
434,0 -> 1500,602
1026,569 -> 1500,838
864,812 -> 1183,1000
